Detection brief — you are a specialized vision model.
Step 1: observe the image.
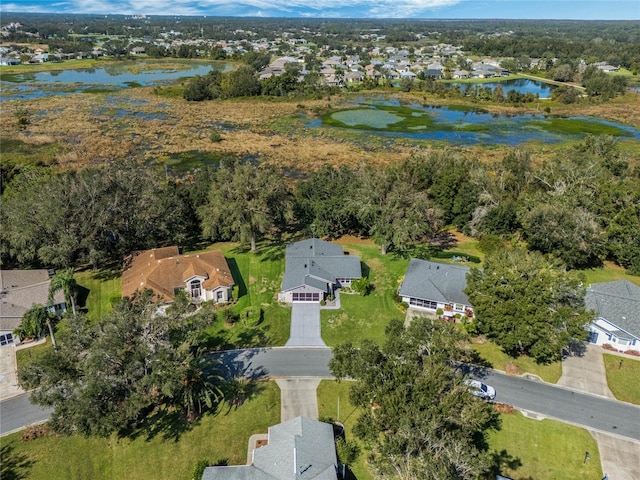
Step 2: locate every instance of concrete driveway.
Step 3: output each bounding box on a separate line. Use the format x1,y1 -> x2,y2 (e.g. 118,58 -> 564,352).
285,303 -> 326,347
276,378 -> 320,422
0,345 -> 24,402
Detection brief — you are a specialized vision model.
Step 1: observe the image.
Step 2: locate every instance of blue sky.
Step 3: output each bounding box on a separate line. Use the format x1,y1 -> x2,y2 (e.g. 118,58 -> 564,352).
1,0 -> 639,20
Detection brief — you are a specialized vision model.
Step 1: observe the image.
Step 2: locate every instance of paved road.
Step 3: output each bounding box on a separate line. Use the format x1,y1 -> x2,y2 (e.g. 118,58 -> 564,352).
3,347 -> 640,442
0,392 -> 52,436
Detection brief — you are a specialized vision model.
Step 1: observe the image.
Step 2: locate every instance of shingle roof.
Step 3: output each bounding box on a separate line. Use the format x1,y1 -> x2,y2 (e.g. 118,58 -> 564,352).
121,247 -> 234,302
202,417 -> 338,480
281,239 -> 361,292
398,258 -> 471,306
585,280 -> 640,340
0,270 -> 65,331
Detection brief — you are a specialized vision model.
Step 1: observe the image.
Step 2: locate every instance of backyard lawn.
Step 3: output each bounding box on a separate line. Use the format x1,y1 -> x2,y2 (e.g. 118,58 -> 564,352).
603,353 -> 640,405
75,269 -> 122,322
0,381 -> 280,480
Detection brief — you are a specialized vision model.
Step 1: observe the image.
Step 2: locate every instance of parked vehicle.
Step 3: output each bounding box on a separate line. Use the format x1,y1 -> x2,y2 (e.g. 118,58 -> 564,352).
464,379 -> 496,400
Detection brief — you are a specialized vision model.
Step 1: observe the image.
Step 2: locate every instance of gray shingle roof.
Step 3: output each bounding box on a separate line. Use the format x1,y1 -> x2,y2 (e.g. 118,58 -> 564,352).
398,258 -> 471,306
585,280 -> 640,340
202,417 -> 338,480
281,239 -> 361,292
0,270 -> 65,331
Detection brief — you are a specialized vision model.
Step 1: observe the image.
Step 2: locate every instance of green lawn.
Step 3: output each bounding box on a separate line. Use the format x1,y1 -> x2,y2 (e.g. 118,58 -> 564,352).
318,380 -> 602,480
603,354 -> 640,405
582,262 -> 640,287
321,241 -> 409,347
75,269 -> 122,322
487,411 -> 602,480
471,340 -> 562,383
0,381 -> 280,480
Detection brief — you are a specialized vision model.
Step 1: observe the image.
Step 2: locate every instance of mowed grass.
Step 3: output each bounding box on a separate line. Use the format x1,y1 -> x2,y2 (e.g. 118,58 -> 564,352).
0,381 -> 281,480
318,380 -> 602,480
321,240 -> 410,347
487,411 -> 602,480
582,262 -> 640,287
603,354 -> 640,405
471,340 -> 562,383
317,380 -> 372,480
75,269 -> 122,323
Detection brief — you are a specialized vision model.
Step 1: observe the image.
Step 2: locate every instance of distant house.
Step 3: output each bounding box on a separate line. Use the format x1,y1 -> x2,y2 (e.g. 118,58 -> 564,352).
0,57 -> 20,66
201,416 -> 338,480
0,270 -> 66,345
130,46 -> 146,55
422,68 -> 444,79
280,238 -> 361,303
121,246 -> 234,304
398,258 -> 473,318
585,280 -> 640,353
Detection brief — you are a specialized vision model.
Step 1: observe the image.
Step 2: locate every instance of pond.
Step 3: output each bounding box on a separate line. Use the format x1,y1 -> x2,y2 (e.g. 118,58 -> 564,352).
316,97 -> 640,146
0,61 -> 233,101
445,78 -> 555,98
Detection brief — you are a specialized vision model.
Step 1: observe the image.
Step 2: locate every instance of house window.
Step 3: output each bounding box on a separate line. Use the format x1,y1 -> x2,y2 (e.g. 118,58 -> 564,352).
292,292 -> 320,302
336,278 -> 352,286
409,298 -> 437,309
190,280 -> 202,299
0,333 -> 14,346
216,291 -> 224,302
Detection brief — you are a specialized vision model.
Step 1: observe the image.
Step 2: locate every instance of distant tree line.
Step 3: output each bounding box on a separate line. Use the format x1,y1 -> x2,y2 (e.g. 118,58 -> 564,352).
2,136 -> 638,275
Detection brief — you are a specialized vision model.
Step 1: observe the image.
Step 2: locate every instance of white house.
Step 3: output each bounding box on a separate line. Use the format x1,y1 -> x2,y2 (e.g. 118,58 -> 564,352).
398,258 -> 474,319
280,238 -> 361,303
0,269 -> 67,345
585,280 -> 640,353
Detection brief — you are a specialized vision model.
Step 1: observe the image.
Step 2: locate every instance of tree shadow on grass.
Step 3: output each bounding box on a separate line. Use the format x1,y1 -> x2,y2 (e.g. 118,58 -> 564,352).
487,449 -> 523,480
226,257 -> 247,298
0,443 -> 35,480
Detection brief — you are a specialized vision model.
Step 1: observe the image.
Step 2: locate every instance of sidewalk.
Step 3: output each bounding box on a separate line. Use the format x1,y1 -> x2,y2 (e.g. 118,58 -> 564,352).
0,345 -> 25,401
559,344 -> 640,480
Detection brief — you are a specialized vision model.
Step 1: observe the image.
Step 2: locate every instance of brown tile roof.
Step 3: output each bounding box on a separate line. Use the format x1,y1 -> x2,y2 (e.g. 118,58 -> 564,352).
121,247 -> 234,302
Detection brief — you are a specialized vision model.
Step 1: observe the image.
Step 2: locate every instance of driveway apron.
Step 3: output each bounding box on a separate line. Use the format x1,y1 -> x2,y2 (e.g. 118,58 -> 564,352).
286,303 -> 325,347
558,344 -> 615,398
276,378 -> 321,422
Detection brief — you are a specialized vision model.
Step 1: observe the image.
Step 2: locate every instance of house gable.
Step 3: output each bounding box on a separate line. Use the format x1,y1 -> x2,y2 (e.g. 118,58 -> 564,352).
585,280 -> 640,346
399,258 -> 472,308
122,247 -> 234,303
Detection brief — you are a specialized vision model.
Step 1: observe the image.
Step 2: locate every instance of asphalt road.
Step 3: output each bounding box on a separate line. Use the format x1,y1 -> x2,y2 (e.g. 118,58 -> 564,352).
0,392 -> 52,436
3,347 -> 639,442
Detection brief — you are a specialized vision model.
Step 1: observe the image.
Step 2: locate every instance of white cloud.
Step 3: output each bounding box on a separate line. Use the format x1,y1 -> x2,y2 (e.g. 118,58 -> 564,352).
3,0 -> 465,17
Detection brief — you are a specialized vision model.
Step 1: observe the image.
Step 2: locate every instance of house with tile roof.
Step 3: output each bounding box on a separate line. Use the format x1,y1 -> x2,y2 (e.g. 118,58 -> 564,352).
280,239 -> 361,303
202,416 -> 338,480
398,258 -> 473,318
585,280 -> 640,353
0,269 -> 66,345
121,247 -> 234,304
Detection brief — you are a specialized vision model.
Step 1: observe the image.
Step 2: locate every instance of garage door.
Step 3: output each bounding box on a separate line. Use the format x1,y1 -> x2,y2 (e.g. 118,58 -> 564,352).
292,292 -> 320,302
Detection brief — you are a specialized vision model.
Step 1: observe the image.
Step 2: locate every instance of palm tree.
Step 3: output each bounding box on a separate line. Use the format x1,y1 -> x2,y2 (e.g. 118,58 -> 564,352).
48,268 -> 78,315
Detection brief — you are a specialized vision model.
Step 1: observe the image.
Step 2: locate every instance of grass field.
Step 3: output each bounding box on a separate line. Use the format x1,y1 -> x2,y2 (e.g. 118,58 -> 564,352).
602,354 -> 640,405
470,340 -> 563,383
317,380 -> 603,480
487,411 -> 602,479
75,269 -> 122,323
0,381 -> 280,480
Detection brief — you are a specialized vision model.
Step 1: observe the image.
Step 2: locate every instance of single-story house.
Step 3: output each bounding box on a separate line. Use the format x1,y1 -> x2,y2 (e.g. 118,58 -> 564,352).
0,57 -> 20,65
122,246 -> 234,304
202,416 -> 338,480
280,238 -> 361,303
422,68 -> 444,79
585,280 -> 640,353
0,269 -> 67,345
398,258 -> 473,318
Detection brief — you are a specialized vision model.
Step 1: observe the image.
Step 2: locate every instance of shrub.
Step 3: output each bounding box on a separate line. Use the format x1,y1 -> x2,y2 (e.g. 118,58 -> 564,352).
351,277 -> 373,296
21,424 -> 53,442
436,308 -> 444,316
192,459 -> 209,480
210,130 -> 222,143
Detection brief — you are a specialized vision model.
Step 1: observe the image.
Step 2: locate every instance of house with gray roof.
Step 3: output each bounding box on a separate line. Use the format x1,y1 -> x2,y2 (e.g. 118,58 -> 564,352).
0,270 -> 67,346
398,258 -> 473,318
280,239 -> 361,303
201,416 -> 338,480
585,280 -> 640,353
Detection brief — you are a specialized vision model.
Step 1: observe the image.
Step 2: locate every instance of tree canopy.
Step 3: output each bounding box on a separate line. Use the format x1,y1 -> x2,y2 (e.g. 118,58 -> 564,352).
465,248 -> 591,363
18,292 -> 222,436
329,317 -> 499,480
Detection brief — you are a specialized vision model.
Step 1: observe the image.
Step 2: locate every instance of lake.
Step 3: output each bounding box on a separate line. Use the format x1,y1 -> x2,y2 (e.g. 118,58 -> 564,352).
446,78 -> 555,98
317,97 -> 640,146
0,61 -> 233,100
